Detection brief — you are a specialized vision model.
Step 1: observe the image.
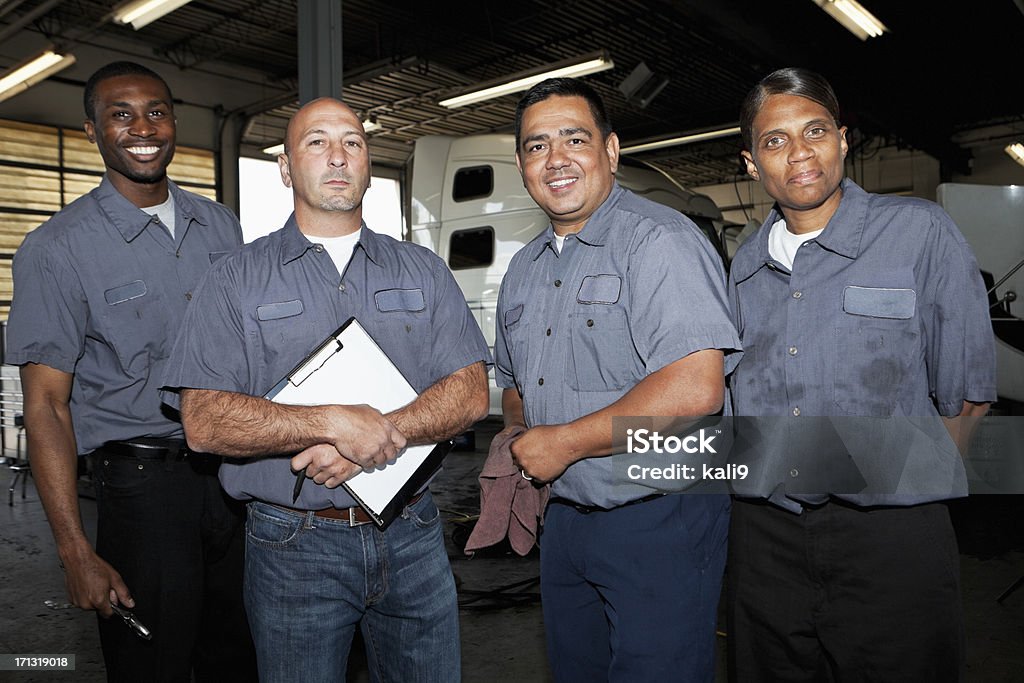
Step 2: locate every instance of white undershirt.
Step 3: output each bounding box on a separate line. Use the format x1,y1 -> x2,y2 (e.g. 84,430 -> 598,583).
141,192 -> 176,240
553,232 -> 567,253
313,230 -> 361,275
768,218 -> 823,270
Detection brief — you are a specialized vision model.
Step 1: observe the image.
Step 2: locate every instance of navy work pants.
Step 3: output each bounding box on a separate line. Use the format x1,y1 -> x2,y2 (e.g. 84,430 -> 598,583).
541,493 -> 730,682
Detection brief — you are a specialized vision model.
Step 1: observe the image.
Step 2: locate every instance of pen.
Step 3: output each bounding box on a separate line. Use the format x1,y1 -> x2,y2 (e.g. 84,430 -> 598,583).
292,468 -> 305,503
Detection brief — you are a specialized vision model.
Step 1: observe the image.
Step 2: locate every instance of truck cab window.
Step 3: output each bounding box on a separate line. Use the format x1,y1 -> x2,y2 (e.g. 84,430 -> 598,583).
449,227 -> 494,269
452,166 -> 493,202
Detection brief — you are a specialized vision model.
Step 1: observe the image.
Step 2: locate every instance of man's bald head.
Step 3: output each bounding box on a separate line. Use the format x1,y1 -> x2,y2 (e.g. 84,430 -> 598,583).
284,97 -> 362,154
278,97 -> 372,234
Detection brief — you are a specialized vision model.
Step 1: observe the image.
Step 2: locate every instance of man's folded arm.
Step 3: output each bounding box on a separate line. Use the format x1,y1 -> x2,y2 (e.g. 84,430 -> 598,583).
386,361 -> 490,446
179,388 -> 405,469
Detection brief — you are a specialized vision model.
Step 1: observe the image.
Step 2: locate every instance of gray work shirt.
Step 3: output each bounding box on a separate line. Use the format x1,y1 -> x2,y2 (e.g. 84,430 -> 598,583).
728,179 -> 997,507
495,184 -> 742,508
6,177 -> 241,453
161,216 -> 490,510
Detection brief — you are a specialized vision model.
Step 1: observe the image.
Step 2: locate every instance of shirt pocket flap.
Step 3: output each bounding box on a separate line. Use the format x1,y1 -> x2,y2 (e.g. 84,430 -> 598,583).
209,251 -> 230,263
843,286 -> 916,319
257,299 -> 304,321
375,288 -> 425,313
504,304 -> 524,327
104,280 -> 147,305
577,274 -> 621,304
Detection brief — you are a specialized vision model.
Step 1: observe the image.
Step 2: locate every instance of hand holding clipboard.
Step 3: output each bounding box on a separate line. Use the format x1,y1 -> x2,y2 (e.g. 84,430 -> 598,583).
291,409 -> 406,501
267,318 -> 452,530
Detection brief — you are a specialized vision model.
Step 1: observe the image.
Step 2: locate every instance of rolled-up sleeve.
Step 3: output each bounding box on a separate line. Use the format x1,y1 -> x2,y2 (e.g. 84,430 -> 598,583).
160,262 -> 249,408
926,214 -> 997,415
7,240 -> 85,373
427,257 -> 491,382
493,276 -> 517,390
628,220 -> 743,375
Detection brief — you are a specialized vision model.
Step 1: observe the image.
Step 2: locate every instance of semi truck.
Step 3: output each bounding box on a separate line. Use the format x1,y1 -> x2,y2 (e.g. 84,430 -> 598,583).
407,133 -> 727,414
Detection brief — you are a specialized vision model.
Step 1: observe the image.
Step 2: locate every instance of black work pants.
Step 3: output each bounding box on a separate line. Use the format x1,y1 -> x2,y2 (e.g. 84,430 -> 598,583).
92,448 -> 257,683
727,497 -> 965,683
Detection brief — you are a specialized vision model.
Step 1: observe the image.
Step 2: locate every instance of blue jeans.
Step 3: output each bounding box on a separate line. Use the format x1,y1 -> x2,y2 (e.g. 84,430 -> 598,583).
541,493 -> 730,683
243,492 -> 459,683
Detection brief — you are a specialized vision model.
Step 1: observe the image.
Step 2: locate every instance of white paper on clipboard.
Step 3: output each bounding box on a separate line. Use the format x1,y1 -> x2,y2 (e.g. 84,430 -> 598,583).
265,317 -> 449,528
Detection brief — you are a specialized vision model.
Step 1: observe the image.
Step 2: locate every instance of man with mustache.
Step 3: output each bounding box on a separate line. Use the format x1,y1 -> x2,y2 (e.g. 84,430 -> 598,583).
161,97 -> 489,681
7,61 -> 255,681
494,77 -> 741,682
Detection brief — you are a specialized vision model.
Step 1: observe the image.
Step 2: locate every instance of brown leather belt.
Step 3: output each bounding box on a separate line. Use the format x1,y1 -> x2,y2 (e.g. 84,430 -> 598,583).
272,491 -> 424,527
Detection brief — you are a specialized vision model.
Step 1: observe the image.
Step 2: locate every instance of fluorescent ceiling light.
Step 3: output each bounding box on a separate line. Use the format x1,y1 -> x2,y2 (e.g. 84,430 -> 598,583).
1006,143 -> 1024,168
262,117 -> 380,156
620,126 -> 742,154
0,49 -> 76,104
362,116 -> 382,134
439,50 -> 614,108
812,0 -> 887,40
113,0 -> 193,30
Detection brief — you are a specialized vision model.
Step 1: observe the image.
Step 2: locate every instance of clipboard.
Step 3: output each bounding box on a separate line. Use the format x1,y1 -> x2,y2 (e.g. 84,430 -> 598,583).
265,317 -> 452,530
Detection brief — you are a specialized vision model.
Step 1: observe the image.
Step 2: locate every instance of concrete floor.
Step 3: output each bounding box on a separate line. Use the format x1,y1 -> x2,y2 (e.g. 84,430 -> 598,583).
1,418 -> 1023,682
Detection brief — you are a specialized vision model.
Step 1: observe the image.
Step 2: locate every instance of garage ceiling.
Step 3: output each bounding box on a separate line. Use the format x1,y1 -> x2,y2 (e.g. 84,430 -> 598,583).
3,0 -> 1023,186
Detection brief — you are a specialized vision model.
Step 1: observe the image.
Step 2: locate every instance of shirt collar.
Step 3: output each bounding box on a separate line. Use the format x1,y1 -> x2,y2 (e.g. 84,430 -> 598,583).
280,214 -> 380,266
530,182 -> 623,260
813,178 -> 868,259
95,176 -> 206,243
731,177 -> 868,283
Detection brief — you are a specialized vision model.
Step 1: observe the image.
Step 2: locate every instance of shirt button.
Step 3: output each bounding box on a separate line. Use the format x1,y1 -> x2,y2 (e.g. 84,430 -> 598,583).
792,407 -> 801,417
554,279 -> 562,287
315,245 -> 324,253
546,328 -> 551,336
788,346 -> 798,356
184,292 -> 192,301
586,319 -> 594,327
789,468 -> 799,477
792,291 -> 802,299
338,283 -> 346,292
538,378 -> 544,386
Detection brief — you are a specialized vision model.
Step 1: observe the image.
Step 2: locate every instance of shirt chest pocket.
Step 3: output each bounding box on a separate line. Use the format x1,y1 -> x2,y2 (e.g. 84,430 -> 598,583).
833,285 -> 920,415
100,279 -> 167,371
371,288 -> 429,339
568,297 -> 636,392
255,299 -> 321,369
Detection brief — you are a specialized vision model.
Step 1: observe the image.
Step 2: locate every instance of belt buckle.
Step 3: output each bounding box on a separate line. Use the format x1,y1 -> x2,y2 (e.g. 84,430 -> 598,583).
347,507 -> 370,527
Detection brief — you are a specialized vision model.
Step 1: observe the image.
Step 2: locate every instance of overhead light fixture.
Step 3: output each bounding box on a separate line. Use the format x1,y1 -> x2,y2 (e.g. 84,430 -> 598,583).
1006,143 -> 1024,168
812,0 -> 888,40
620,126 -> 742,155
0,49 -> 76,104
113,0 -> 193,30
362,116 -> 382,134
261,117 -> 380,156
439,50 -> 614,108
